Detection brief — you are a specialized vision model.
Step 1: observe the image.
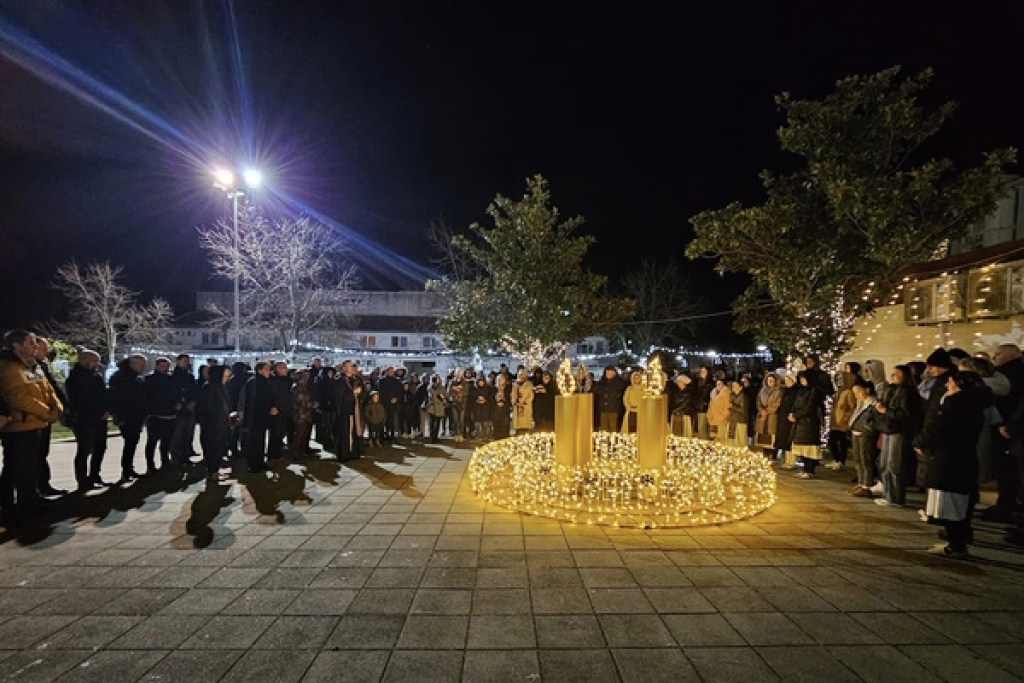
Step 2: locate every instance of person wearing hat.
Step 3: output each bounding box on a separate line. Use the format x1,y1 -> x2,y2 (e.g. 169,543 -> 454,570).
913,348 -> 956,491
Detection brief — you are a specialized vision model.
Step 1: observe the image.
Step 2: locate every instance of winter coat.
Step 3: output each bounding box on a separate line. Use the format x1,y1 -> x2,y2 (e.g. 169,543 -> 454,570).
830,372 -> 857,432
242,374 -> 275,430
0,350 -> 62,433
774,384 -> 799,450
728,390 -> 750,439
803,367 -> 834,397
707,387 -> 731,429
448,379 -> 469,409
427,385 -> 448,418
511,380 -> 534,430
364,400 -> 387,427
532,379 -> 557,423
913,370 -> 952,451
754,381 -> 782,438
291,381 -> 318,423
849,396 -> 880,464
143,371 -> 178,419
198,382 -> 232,454
227,363 -> 250,413
469,382 -> 495,423
594,375 -> 627,414
378,375 -> 403,409
925,389 -> 986,495
171,366 -> 198,405
791,385 -> 825,446
270,374 -> 294,420
108,360 -> 146,426
862,360 -> 888,399
695,377 -> 714,413
65,363 -> 110,425
876,384 -> 922,437
671,383 -> 698,418
621,382 -> 644,432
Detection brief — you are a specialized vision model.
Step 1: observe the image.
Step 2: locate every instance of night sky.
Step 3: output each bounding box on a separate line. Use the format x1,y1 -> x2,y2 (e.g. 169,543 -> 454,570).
1,1 -> 1022,347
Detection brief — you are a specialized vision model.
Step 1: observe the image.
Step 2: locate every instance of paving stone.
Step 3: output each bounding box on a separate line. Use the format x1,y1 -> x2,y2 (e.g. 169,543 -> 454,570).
410,589 -> 472,615
45,615 -> 144,649
159,588 -> 244,615
580,567 -> 639,588
908,612 -> 1019,645
531,587 -> 593,614
788,611 -> 884,645
756,587 -> 837,612
851,612 -> 952,644
528,567 -> 582,587
302,650 -> 390,683
196,566 -> 271,588
95,588 -> 186,616
462,649 -> 539,683
397,615 -> 469,649
254,567 -> 323,589
222,649 -> 316,682
970,645 -> 1024,679
347,588 -> 415,614
680,566 -> 746,586
138,650 -> 241,681
724,611 -> 816,646
901,644 -> 1022,683
700,586 -> 775,612
108,615 -> 211,649
0,649 -> 90,681
663,613 -> 746,646
325,614 -> 406,649
684,647 -> 779,683
811,585 -> 899,612
382,650 -> 463,683
598,613 -> 675,648
629,565 -> 691,587
588,588 -> 654,613
466,615 -> 535,649
613,647 -> 700,683
756,646 -> 861,682
829,645 -> 942,682
179,615 -> 275,649
0,615 -> 78,649
58,649 -> 168,682
0,588 -> 64,614
366,567 -> 425,588
534,615 -> 606,648
286,589 -> 357,615
538,649 -> 620,683
253,615 -> 339,649
222,589 -> 300,615
642,587 -> 716,613
420,567 -> 477,589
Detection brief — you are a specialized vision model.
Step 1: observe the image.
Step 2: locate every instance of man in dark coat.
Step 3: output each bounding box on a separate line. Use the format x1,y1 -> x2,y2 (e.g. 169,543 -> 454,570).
108,354 -> 148,482
268,361 -> 293,459
33,337 -> 68,496
593,366 -> 627,432
242,361 -> 277,473
377,366 -> 403,441
988,343 -> 1024,522
912,348 -> 955,491
334,360 -> 363,461
169,354 -> 198,463
802,355 -> 835,398
143,357 -> 178,473
226,362 -> 251,457
65,349 -> 111,491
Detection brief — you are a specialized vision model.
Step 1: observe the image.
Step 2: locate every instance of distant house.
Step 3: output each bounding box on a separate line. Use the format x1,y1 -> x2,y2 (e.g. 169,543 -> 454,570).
842,176 -> 1024,370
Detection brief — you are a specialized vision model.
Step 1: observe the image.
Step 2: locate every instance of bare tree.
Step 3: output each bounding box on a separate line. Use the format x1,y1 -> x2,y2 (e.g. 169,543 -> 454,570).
617,258 -> 705,352
198,205 -> 359,355
51,261 -> 174,366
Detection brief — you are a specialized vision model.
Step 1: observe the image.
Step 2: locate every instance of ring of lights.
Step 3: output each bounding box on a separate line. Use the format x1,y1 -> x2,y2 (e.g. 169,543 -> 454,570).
469,432 -> 776,528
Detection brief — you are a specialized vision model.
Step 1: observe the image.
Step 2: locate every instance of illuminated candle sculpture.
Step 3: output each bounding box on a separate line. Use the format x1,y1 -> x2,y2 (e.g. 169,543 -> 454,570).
554,360 -> 578,467
574,363 -> 593,467
637,356 -> 668,469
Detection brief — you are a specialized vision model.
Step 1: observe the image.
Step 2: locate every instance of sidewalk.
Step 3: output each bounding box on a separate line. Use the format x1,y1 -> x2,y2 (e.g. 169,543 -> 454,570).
0,435 -> 1021,682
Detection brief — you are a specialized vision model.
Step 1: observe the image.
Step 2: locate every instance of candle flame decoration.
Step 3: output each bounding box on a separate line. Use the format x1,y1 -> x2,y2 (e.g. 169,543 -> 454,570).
557,359 -> 574,395
643,356 -> 666,397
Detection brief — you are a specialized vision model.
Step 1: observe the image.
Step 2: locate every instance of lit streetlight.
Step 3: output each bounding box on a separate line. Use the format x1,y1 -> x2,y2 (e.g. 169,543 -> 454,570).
213,166 -> 262,357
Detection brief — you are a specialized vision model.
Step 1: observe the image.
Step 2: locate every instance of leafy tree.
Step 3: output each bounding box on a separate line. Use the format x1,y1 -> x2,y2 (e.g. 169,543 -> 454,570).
686,66 -> 1015,360
615,258 -> 705,353
198,205 -> 359,355
430,175 -> 634,366
51,261 -> 173,366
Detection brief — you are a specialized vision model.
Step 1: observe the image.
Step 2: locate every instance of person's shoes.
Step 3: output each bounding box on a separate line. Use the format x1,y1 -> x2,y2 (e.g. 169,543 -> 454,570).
875,498 -> 891,507
851,487 -> 874,498
119,471 -> 140,483
928,543 -> 969,559
76,481 -> 97,493
796,472 -> 814,479
869,482 -> 884,495
91,477 -> 111,487
38,485 -> 68,497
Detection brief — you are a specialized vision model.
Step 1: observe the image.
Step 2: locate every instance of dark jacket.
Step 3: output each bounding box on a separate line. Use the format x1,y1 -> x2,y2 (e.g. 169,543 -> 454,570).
695,377 -> 714,413
365,400 -> 387,426
143,371 -> 178,418
469,381 -> 495,423
532,379 -> 557,422
728,390 -> 750,439
226,363 -> 250,413
671,383 -> 698,417
791,385 -> 825,446
925,389 -> 986,494
378,375 -> 403,409
242,374 -> 274,429
803,367 -> 835,398
65,364 -> 109,424
774,384 -> 799,450
876,384 -> 922,436
198,381 -> 232,452
594,374 -> 627,414
108,359 -> 146,426
269,374 -> 294,419
913,370 -> 951,451
171,366 -> 198,405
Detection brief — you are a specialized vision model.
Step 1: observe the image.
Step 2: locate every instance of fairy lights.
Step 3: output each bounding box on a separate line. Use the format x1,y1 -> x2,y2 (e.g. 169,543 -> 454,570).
557,359 -> 574,396
642,356 -> 666,397
469,432 -> 777,528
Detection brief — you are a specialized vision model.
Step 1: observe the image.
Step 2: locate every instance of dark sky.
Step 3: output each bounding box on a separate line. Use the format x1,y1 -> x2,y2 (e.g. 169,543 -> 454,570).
1,1 -> 1022,347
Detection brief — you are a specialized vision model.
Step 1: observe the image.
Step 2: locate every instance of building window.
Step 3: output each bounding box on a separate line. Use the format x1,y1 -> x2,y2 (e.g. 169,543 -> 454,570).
211,333 -> 219,345
391,336 -> 399,348
202,333 -> 210,344
596,340 -> 605,353
368,336 -> 376,348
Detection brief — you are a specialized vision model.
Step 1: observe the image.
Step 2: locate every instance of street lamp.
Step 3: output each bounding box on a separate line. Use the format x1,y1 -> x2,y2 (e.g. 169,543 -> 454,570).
213,166 -> 261,357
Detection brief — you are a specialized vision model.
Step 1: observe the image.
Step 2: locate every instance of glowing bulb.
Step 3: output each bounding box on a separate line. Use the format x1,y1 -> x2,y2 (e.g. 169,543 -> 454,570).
213,168 -> 235,188
243,168 -> 263,188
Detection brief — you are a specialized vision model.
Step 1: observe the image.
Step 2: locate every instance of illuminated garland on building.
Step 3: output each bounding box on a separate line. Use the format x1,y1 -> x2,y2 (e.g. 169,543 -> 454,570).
469,432 -> 776,528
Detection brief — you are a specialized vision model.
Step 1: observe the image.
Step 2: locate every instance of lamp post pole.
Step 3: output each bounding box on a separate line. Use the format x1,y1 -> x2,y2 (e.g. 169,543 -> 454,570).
213,167 -> 261,360
231,190 -> 243,357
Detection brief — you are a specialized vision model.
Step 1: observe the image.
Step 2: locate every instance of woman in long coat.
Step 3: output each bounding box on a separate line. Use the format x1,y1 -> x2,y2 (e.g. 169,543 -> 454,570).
775,374 -> 799,467
670,374 -> 697,437
874,365 -> 923,506
754,373 -> 782,456
707,378 -> 732,440
924,371 -> 988,558
695,367 -> 714,439
493,374 -> 511,439
532,371 -> 557,431
727,380 -> 750,448
621,371 -> 644,433
198,365 -> 232,480
511,369 -> 535,432
426,375 -> 448,443
789,371 -> 826,478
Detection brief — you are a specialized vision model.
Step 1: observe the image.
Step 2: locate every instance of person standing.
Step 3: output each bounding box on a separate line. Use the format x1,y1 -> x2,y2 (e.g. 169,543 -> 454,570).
826,369 -> 857,470
242,361 -> 277,473
378,366 -> 403,442
197,365 -> 232,481
448,369 -> 469,443
874,365 -> 923,506
694,367 -> 714,439
226,362 -> 251,457
986,344 -> 1024,522
364,391 -> 387,447
511,369 -> 535,434
493,374 -> 511,439
775,374 -> 799,468
532,371 -> 557,432
670,374 -> 697,437
108,354 -> 147,482
790,371 -> 826,479
268,361 -> 294,460
169,354 -> 198,463
728,379 -> 751,448
848,380 -> 880,497
707,378 -> 731,441
290,370 -> 317,456
335,360 -> 363,461
143,357 -> 177,473
65,349 -> 111,491
621,371 -> 644,433
0,331 -> 62,526
32,337 -> 68,496
594,367 -> 627,433
912,348 -> 955,489
754,373 -> 782,457
426,375 -> 448,443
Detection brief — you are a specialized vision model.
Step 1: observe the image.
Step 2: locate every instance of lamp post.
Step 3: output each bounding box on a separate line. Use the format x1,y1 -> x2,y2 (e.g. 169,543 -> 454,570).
213,167 -> 262,357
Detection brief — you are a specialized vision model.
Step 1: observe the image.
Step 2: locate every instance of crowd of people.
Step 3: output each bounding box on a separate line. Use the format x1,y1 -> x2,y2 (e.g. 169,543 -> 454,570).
1,327 -> 1023,557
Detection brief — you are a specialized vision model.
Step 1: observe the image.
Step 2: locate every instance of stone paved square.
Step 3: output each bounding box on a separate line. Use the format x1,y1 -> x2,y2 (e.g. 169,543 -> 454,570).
0,435 -> 1021,681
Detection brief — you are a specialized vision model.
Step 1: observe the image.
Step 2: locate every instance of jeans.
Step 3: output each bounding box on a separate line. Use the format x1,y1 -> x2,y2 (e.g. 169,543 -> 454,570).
429,415 -> 442,442
37,424 -> 54,491
1,430 -> 43,522
72,418 -> 108,486
880,433 -> 912,504
451,404 -> 466,439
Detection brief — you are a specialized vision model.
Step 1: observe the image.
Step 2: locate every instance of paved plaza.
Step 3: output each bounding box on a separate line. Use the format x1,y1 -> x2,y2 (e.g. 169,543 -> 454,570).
0,435 -> 1022,682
